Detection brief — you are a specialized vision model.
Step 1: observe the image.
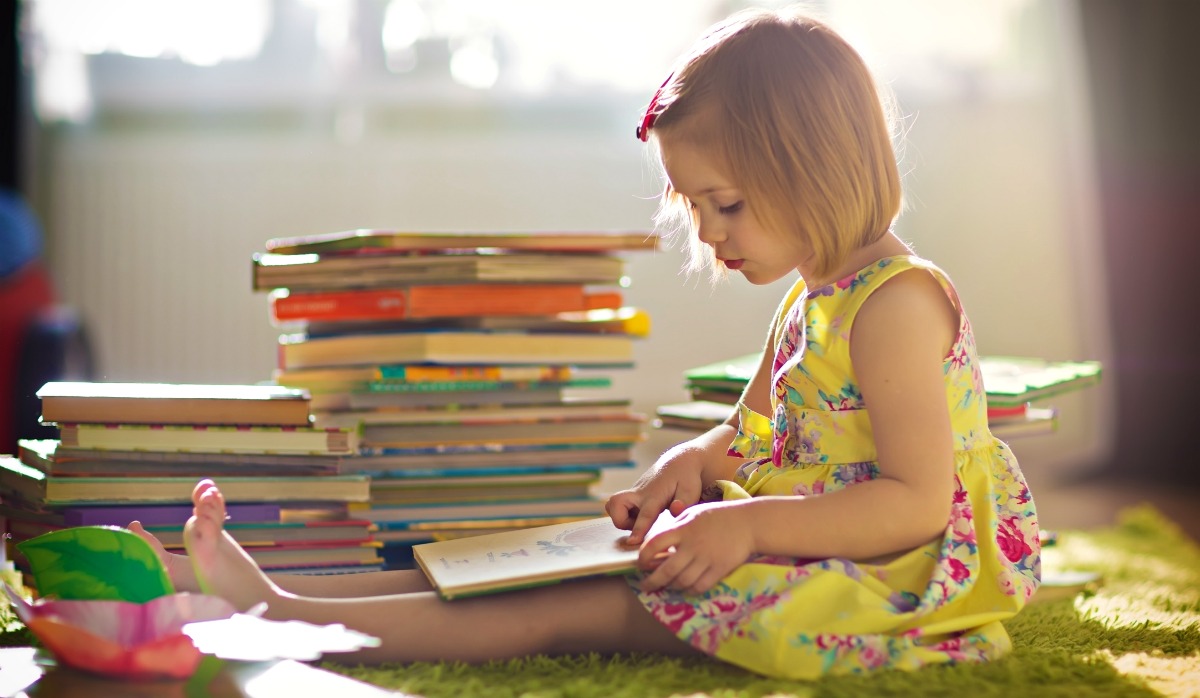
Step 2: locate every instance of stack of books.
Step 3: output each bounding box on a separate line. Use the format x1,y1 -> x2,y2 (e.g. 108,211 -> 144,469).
255,229 -> 658,569
655,354 -> 1103,440
0,382 -> 382,575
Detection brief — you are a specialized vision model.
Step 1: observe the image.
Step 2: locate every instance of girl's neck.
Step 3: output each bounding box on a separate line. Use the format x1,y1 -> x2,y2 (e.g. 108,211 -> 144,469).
801,232 -> 911,289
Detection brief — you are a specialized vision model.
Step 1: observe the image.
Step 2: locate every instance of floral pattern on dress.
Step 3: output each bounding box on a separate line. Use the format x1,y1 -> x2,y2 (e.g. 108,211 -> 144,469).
632,255 -> 1041,680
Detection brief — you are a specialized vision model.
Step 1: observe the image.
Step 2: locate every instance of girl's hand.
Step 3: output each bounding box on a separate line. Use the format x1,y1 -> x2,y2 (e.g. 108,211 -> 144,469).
636,499 -> 756,595
605,455 -> 704,546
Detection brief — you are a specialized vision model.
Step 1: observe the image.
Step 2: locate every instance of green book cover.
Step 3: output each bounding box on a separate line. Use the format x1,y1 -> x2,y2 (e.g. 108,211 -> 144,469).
979,357 -> 1103,406
678,354 -> 1102,407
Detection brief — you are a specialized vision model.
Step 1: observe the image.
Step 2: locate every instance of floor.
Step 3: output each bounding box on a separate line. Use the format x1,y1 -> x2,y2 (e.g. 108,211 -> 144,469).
1025,467 -> 1200,543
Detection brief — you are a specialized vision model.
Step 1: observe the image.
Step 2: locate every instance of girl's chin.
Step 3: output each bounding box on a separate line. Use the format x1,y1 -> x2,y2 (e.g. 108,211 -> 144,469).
740,267 -> 797,287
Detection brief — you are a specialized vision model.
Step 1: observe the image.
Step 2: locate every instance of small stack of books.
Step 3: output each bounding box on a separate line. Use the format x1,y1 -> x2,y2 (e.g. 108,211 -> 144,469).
254,229 -> 658,569
655,354 -> 1103,440
0,382 -> 382,575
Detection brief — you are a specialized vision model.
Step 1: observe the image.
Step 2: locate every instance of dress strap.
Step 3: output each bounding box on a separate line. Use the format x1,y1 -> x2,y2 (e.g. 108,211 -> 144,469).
835,256 -> 968,343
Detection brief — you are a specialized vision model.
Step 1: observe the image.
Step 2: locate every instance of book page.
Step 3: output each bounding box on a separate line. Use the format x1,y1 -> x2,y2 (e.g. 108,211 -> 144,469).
414,517 -> 643,597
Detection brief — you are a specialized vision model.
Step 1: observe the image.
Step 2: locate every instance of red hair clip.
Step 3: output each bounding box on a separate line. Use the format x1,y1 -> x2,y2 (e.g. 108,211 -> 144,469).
636,75 -> 673,142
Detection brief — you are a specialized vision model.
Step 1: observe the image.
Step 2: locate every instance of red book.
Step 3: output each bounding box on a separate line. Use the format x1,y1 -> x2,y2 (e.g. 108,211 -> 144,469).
269,285 -> 622,324
986,403 -> 1029,422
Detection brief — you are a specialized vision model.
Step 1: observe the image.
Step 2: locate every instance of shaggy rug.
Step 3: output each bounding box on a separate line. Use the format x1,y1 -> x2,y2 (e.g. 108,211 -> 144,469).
2,505 -> 1196,696
326,505 -> 1199,698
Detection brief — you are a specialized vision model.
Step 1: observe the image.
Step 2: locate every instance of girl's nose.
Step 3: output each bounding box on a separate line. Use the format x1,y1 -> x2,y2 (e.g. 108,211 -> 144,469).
696,218 -> 726,245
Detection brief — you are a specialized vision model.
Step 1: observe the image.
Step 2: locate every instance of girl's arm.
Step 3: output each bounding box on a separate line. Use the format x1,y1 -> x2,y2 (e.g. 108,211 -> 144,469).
607,319 -> 777,542
637,270 -> 959,588
693,330 -> 777,486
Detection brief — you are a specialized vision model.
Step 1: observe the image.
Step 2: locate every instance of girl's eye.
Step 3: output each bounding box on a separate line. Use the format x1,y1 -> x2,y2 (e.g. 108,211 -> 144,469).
718,201 -> 744,215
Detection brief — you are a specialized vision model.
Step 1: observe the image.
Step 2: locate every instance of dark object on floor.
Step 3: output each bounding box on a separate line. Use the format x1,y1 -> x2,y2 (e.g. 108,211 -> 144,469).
0,189 -> 94,454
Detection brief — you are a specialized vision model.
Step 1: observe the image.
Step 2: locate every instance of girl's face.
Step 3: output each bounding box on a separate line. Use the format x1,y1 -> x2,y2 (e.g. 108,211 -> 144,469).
658,133 -> 809,285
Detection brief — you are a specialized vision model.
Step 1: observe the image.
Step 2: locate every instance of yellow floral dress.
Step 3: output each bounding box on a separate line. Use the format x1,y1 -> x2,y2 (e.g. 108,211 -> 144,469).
632,255 -> 1041,679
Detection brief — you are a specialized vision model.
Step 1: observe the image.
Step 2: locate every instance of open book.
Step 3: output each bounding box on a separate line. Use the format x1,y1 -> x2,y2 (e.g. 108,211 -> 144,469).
412,516 -> 647,600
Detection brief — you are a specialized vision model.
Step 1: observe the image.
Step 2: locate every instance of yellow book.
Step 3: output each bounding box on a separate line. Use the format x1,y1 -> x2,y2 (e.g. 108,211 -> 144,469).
279,330 -> 634,370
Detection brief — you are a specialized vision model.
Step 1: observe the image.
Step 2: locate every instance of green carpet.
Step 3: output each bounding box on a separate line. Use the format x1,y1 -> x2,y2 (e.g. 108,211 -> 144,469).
3,506 -> 1196,696
325,505 -> 1200,698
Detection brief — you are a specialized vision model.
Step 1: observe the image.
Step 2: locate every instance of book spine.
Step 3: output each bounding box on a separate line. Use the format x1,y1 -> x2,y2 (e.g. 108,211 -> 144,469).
270,285 -> 613,324
376,365 -> 573,382
62,502 -> 282,527
366,377 -> 611,393
58,424 -> 358,455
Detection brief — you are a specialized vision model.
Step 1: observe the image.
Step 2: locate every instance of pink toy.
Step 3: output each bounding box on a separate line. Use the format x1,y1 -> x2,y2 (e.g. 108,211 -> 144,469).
4,584 -> 236,681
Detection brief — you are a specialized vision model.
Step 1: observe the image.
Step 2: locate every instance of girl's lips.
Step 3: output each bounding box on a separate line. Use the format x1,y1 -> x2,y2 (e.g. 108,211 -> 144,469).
723,259 -> 745,270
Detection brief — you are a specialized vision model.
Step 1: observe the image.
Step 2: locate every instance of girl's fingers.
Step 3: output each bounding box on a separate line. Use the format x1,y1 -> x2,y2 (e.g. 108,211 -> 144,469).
639,548 -> 689,592
688,567 -> 724,595
604,495 -> 637,530
628,496 -> 670,545
668,558 -> 708,593
637,527 -> 677,568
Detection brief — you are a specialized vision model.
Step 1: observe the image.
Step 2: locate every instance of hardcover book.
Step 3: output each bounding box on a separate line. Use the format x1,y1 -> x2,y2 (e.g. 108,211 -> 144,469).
269,284 -> 621,324
57,423 -> 358,455
368,470 -> 599,506
988,406 -> 1059,439
302,307 -> 652,340
273,363 -> 575,390
0,500 -> 281,528
36,382 -> 312,427
344,443 -> 635,475
654,402 -> 1059,440
978,357 -> 1103,406
356,497 -> 607,526
679,354 -> 1103,408
412,516 -> 645,599
144,519 -> 376,549
19,439 -> 343,477
359,414 -> 645,450
0,456 -> 370,505
313,398 -> 632,430
264,229 -> 659,255
278,330 -> 635,370
252,252 -> 628,291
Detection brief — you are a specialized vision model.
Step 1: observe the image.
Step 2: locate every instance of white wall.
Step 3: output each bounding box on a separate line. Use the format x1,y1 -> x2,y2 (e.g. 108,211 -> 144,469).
35,6 -> 1113,492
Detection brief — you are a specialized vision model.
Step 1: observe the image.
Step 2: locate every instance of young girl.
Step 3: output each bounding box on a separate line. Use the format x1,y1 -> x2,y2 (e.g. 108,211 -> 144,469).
131,7 -> 1040,680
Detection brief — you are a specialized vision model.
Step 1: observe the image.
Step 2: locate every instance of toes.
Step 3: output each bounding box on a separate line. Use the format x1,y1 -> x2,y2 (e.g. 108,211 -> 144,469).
128,520 -> 157,546
192,478 -> 217,507
193,482 -> 228,525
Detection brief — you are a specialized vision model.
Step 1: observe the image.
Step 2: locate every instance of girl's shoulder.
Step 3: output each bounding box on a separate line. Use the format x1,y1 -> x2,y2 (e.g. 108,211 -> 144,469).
817,254 -> 962,317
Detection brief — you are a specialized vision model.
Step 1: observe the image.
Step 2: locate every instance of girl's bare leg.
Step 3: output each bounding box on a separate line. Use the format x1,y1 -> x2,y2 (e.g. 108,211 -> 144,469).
184,480 -> 699,664
128,521 -> 433,596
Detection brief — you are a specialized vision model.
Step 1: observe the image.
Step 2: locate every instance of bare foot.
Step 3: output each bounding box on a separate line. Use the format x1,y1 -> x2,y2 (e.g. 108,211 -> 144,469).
183,479 -> 281,613
127,520 -> 201,593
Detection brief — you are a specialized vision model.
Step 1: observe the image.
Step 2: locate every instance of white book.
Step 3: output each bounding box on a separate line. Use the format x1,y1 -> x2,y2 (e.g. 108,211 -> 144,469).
413,516 -> 648,600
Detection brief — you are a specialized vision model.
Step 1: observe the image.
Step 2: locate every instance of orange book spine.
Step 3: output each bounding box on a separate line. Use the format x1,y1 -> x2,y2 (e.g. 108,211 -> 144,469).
271,285 -> 619,323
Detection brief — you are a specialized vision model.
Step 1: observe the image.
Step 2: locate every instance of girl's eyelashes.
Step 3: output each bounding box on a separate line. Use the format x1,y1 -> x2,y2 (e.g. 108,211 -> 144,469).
687,199 -> 743,215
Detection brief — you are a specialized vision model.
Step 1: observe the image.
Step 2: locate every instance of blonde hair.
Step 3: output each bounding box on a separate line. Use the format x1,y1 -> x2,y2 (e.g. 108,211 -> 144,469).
648,7 -> 902,283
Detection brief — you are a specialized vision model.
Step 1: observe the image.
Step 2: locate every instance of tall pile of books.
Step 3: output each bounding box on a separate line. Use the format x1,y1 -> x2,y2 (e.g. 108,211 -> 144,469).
0,383 -> 382,575
655,354 -> 1103,440
254,229 -> 657,569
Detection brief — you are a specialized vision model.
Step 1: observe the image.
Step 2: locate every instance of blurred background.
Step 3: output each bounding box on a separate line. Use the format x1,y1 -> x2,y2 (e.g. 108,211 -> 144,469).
2,1 -> 1197,509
